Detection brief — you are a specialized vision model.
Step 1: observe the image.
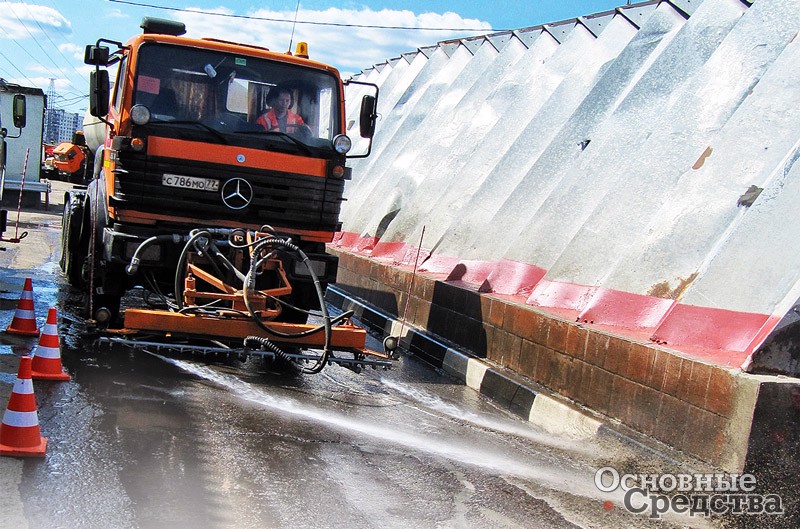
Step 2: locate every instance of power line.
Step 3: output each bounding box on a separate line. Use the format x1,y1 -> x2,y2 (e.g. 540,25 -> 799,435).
19,1 -> 88,81
3,1 -> 71,81
107,0 -> 500,32
1,0 -> 88,113
0,49 -> 39,86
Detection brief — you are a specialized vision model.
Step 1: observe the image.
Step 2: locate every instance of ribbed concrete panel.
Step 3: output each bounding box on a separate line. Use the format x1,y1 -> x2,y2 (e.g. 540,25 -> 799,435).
341,48 -> 455,223
336,0 -> 800,372
504,0 -> 743,283
605,9 -> 800,310
371,25 -> 604,254
432,13 -> 646,260
347,36 -> 533,244
500,4 -> 713,273
341,51 -> 430,210
547,0 -> 798,360
345,41 -> 494,237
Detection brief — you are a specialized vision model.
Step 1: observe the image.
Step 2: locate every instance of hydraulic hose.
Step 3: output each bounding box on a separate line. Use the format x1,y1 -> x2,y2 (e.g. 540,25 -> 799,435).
242,236 -> 331,374
171,228 -> 340,374
243,335 -> 290,363
127,233 -> 183,276
174,229 -> 215,310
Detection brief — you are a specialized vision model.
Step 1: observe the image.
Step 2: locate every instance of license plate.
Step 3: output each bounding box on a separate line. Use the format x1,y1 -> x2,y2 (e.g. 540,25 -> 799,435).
162,174 -> 219,192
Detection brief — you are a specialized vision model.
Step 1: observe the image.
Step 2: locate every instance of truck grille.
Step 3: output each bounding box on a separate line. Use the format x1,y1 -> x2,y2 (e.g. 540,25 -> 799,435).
114,153 -> 344,233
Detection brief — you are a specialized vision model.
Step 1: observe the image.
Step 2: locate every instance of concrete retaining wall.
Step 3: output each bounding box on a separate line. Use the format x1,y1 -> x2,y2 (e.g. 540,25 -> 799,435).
329,247 -> 799,478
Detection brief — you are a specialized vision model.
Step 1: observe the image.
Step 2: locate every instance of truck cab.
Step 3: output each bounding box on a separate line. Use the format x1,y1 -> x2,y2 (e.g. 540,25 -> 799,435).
62,18 -> 377,323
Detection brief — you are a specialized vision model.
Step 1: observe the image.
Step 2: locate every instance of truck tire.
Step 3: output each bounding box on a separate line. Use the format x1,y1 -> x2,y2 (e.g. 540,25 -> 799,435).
60,195 -> 86,287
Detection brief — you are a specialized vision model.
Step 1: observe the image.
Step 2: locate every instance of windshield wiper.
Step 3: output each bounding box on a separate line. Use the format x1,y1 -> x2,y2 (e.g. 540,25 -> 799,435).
235,129 -> 312,156
149,119 -> 229,145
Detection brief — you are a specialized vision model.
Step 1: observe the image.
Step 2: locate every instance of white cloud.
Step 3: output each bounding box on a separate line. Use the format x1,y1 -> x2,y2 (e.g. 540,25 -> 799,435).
174,6 -> 491,74
59,42 -> 84,60
0,2 -> 71,40
105,8 -> 128,19
23,75 -> 71,92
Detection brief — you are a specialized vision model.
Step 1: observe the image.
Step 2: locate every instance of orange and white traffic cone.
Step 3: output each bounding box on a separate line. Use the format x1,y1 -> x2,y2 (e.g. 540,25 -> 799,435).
5,277 -> 40,336
31,307 -> 71,382
0,356 -> 47,457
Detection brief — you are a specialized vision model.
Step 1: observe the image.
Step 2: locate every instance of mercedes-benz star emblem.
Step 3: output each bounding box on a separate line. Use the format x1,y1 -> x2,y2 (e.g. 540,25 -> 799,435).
221,178 -> 253,210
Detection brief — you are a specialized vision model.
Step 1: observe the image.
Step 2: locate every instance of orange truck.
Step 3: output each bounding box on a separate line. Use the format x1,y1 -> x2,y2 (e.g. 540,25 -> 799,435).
60,17 -> 382,371
52,132 -> 91,183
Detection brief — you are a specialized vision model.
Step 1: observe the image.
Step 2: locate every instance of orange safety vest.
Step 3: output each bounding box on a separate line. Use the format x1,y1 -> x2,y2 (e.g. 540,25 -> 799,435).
257,109 -> 304,132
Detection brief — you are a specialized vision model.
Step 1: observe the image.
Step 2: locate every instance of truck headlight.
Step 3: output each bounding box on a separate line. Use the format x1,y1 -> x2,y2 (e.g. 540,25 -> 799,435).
332,134 -> 351,154
130,104 -> 151,125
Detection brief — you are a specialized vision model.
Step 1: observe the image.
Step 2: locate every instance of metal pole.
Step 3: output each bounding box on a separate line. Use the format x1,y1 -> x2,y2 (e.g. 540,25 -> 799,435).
14,148 -> 29,239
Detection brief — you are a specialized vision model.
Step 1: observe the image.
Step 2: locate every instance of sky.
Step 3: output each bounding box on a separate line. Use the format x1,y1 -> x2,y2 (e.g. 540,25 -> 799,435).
0,0 -> 627,114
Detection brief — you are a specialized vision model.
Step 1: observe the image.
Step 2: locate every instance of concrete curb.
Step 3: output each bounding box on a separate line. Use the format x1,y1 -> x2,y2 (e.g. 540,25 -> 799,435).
327,285 -> 705,471
328,285 -> 606,440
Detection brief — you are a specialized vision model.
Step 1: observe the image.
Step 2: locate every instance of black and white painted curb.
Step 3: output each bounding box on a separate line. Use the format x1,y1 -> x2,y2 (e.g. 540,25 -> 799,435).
327,285 -> 604,440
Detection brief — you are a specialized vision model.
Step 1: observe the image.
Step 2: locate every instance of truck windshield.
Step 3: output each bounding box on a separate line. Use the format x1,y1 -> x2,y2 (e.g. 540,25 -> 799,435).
132,43 -> 341,149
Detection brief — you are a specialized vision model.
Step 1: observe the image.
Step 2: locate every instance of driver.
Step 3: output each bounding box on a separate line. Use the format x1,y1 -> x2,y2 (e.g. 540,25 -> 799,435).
257,87 -> 309,134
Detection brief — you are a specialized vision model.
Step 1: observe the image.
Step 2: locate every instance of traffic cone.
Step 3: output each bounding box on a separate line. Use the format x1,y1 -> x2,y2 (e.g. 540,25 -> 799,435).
31,307 -> 71,382
0,356 -> 47,457
5,277 -> 40,336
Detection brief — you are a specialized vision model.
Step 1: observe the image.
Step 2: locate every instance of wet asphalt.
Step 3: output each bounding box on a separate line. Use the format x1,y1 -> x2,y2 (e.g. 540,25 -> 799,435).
0,184 -> 720,529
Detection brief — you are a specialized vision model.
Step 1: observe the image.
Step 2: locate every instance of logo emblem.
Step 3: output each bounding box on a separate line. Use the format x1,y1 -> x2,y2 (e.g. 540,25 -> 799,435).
236,154 -> 246,163
221,178 -> 253,210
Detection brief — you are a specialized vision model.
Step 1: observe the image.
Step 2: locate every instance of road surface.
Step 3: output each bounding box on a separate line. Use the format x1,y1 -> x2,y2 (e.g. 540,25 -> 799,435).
0,183 -> 719,529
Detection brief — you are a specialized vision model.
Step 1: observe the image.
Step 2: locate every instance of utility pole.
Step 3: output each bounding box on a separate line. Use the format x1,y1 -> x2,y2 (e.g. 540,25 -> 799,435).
45,78 -> 57,144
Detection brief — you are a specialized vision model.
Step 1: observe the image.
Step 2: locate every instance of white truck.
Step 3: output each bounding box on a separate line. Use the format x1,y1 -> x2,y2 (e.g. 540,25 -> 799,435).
0,81 -> 47,209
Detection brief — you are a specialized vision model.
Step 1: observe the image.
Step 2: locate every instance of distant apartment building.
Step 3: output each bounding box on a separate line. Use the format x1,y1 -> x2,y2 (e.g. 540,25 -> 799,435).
44,107 -> 83,144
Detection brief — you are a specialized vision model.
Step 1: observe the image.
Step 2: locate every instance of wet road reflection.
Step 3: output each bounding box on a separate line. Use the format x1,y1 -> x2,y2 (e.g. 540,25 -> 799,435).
0,270 -> 713,529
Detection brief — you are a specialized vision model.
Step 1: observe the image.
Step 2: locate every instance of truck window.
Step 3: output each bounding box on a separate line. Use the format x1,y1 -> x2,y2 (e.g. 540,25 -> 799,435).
112,56 -> 127,113
132,43 -> 342,147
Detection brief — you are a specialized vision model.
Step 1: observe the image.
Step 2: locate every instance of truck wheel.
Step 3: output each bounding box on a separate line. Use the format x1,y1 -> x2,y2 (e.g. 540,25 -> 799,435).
60,198 -> 86,287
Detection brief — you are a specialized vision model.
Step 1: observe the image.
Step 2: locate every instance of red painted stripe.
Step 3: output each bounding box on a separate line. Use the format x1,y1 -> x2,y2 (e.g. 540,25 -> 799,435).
418,254 -> 461,275
355,236 -> 379,253
651,305 -> 777,354
330,237 -> 782,365
480,260 -> 547,296
526,279 -> 597,319
578,288 -> 675,330
371,240 -> 413,261
444,259 -> 496,285
332,231 -> 359,248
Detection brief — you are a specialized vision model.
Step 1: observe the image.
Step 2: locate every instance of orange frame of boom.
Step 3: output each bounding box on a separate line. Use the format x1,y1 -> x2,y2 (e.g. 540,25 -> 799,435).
122,309 -> 367,349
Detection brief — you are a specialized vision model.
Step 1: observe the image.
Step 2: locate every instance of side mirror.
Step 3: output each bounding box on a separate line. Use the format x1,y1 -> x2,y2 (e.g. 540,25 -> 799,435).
84,45 -> 110,66
359,95 -> 377,139
89,69 -> 110,117
12,95 -> 26,129
0,138 -> 6,171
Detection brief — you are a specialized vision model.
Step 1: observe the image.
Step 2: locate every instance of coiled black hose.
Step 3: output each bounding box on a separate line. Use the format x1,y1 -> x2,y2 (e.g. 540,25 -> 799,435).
243,335 -> 291,363
243,236 -> 331,374
170,229 -> 342,374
